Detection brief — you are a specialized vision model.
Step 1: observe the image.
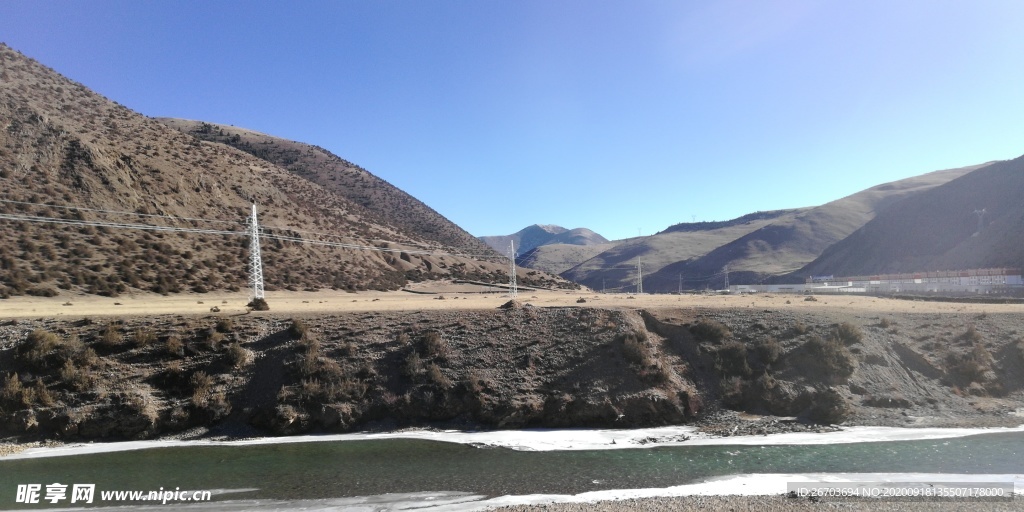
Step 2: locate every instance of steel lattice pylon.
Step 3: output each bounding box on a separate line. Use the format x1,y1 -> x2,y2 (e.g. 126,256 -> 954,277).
508,240 -> 518,298
248,204 -> 265,300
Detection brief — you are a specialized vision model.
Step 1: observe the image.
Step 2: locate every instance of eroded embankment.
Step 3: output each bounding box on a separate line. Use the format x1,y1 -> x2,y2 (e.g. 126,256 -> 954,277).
1,303 -> 1022,441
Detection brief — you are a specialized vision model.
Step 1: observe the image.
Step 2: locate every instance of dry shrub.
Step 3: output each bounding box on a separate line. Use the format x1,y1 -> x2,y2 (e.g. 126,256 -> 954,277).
958,325 -> 983,344
806,336 -> 856,380
715,340 -> 752,377
60,361 -> 97,392
227,343 -> 252,367
947,343 -> 994,384
190,371 -> 213,406
215,318 -> 234,333
33,380 -> 54,407
755,337 -> 782,364
19,329 -> 61,367
98,322 -> 121,347
1,373 -> 24,406
132,327 -> 157,347
247,298 -> 269,311
403,351 -> 424,378
165,335 -> 185,357
289,318 -> 308,340
834,322 -> 863,345
621,332 -> 653,366
691,320 -> 730,342
426,363 -> 452,389
420,331 -> 449,360
785,321 -> 809,338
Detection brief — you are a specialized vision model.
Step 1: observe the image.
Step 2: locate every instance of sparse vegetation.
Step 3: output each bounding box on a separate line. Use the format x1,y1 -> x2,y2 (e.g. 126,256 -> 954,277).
419,331 -> 449,360
289,318 -> 308,340
806,335 -> 857,381
833,322 -> 863,345
690,320 -> 730,342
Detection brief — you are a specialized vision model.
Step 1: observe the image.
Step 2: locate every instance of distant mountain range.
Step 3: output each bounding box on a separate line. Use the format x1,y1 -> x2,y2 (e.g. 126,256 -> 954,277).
0,43 -> 570,297
507,163 -> 997,292
480,224 -> 608,255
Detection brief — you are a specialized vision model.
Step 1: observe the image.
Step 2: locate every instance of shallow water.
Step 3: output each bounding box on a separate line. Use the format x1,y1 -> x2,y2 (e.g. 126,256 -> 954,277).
1,430 -> 1021,504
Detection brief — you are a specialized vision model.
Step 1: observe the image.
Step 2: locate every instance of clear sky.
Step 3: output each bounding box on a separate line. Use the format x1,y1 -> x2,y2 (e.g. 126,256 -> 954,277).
2,1 -> 1022,241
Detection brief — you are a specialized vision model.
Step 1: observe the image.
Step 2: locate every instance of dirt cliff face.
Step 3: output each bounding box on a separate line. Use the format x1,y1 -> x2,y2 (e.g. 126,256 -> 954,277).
1,303 -> 1022,441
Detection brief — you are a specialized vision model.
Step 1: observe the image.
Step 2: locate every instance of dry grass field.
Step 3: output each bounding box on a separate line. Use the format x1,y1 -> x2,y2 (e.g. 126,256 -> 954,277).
1,283 -> 1017,319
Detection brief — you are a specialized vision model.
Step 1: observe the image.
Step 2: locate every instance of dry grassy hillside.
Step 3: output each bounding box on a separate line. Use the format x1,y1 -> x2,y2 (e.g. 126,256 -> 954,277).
565,166 -> 980,292
798,155 -> 1024,277
157,118 -> 495,256
0,44 -> 567,297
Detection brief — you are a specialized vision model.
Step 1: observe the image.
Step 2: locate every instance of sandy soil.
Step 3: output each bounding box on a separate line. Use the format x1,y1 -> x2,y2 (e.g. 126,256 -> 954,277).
1,282 -> 1019,319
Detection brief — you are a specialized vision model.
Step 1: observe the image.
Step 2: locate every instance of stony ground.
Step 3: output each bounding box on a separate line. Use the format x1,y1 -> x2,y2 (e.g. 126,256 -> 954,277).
1,291 -> 1023,442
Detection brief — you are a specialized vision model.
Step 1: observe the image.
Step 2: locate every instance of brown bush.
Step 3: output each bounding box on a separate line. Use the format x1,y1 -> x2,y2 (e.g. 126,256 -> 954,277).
132,327 -> 157,347
289,318 -> 309,339
715,340 -> 752,377
958,325 -> 983,344
806,336 -> 857,380
98,322 -> 121,347
59,360 -> 97,392
227,343 -> 252,367
19,329 -> 61,367
215,318 -> 234,333
426,363 -> 452,389
834,322 -> 863,345
165,335 -> 184,357
419,331 -> 449,360
755,337 -> 782,364
403,351 -> 424,378
621,332 -> 653,366
691,320 -> 730,342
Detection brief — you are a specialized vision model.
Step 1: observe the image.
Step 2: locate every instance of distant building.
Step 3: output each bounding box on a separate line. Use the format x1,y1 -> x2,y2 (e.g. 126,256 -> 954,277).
730,268 -> 1023,295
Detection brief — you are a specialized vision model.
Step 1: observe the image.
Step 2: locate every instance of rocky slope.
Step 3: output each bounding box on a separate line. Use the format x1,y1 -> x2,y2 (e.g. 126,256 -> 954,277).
158,118 -> 495,257
2,303 -> 1020,441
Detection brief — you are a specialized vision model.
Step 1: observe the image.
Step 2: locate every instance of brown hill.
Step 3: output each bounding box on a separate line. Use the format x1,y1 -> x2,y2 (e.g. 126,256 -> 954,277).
0,43 -> 566,298
565,166 -> 980,292
796,155 -> 1024,278
157,118 -> 494,256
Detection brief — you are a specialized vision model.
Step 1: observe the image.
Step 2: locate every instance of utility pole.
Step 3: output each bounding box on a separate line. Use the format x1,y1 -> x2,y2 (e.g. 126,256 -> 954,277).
248,204 -> 265,301
636,258 -> 643,294
508,240 -> 518,298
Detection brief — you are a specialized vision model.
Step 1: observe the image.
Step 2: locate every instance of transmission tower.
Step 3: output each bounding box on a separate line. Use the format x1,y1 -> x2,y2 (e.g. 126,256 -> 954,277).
508,240 -> 518,298
636,258 -> 643,294
973,209 -> 987,235
678,273 -> 683,294
722,264 -> 729,290
248,204 -> 265,300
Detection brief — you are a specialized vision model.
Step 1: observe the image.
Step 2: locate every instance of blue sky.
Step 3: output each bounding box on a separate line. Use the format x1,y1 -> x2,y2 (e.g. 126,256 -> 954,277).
2,1 -> 1022,241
